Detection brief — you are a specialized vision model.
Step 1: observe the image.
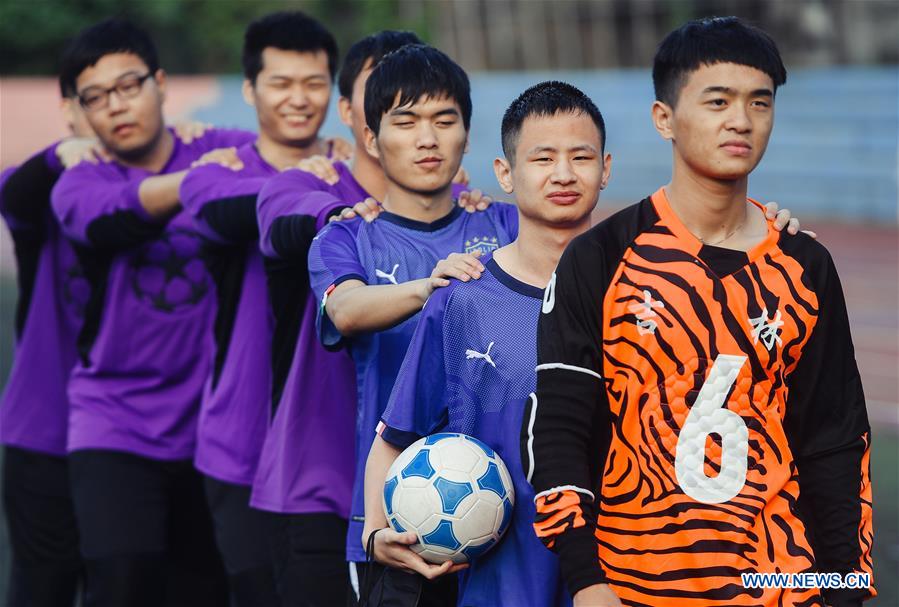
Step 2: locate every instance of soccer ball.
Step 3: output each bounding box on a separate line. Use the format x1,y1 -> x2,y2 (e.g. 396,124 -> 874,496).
383,432 -> 514,564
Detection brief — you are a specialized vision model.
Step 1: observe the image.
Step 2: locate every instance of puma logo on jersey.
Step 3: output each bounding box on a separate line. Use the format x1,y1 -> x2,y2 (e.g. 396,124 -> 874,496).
542,272 -> 556,314
629,289 -> 665,335
749,307 -> 783,351
466,341 -> 496,368
375,263 -> 400,285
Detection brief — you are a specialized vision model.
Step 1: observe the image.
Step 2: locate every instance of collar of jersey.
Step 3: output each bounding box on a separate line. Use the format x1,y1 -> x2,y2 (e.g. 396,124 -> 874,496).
487,257 -> 545,300
250,143 -> 280,175
651,187 -> 779,266
131,126 -> 180,176
378,204 -> 463,231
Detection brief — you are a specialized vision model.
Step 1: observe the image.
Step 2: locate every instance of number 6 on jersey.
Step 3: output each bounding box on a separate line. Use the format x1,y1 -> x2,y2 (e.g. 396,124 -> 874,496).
674,354 -> 749,504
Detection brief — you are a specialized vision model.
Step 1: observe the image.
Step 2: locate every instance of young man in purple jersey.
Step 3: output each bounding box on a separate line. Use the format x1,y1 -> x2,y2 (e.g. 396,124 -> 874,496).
0,61 -> 210,606
252,31 -> 422,606
0,71 -> 103,607
178,12 -> 348,607
49,18 -> 254,607
307,44 -> 518,606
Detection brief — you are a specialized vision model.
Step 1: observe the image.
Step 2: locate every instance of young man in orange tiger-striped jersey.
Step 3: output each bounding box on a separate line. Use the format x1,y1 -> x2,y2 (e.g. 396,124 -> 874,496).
526,16 -> 874,607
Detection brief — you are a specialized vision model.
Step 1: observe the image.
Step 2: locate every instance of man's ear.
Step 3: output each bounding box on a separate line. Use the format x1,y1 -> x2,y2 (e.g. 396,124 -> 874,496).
652,100 -> 675,141
60,97 -> 76,131
363,125 -> 380,160
600,152 -> 613,190
337,96 -> 352,128
241,79 -> 256,108
154,69 -> 168,102
464,133 -> 470,155
492,157 -> 514,194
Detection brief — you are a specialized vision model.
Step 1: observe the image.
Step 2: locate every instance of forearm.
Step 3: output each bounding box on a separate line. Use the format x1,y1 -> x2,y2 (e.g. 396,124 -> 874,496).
267,213 -> 325,260
528,369 -> 609,595
326,280 -> 429,336
362,435 -> 402,546
181,167 -> 267,244
139,170 -> 188,220
796,435 -> 873,606
1,146 -> 58,227
781,252 -> 873,605
196,195 -> 259,244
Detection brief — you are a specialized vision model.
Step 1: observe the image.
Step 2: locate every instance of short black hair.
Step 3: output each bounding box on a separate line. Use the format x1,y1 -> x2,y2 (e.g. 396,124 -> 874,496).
58,18 -> 159,97
364,44 -> 471,135
653,16 -> 787,107
242,11 -> 338,83
337,30 -> 422,99
501,81 -> 606,163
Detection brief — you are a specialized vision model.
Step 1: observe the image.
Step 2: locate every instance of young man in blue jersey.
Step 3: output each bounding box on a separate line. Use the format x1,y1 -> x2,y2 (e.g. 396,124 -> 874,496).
308,44 -> 518,605
363,80 -> 605,607
255,32 -> 491,606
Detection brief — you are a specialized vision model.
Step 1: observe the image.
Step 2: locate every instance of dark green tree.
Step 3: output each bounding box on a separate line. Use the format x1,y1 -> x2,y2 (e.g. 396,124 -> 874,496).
0,0 -> 429,75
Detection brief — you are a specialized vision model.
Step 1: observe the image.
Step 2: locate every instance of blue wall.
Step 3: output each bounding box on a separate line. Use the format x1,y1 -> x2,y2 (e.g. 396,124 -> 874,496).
196,67 -> 898,223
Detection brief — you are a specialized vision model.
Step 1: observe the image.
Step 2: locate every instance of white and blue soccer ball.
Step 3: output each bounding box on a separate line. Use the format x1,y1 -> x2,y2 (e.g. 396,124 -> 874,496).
383,432 -> 514,564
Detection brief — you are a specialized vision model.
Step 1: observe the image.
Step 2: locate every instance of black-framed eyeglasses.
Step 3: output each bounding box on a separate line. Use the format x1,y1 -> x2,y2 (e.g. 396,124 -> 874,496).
77,72 -> 153,112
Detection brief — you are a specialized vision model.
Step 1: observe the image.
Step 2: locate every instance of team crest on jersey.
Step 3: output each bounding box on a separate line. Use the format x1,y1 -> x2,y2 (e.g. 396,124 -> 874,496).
464,236 -> 499,256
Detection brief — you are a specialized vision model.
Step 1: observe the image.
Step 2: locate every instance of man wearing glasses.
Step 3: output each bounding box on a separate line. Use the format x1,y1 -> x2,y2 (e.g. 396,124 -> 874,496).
51,19 -> 253,607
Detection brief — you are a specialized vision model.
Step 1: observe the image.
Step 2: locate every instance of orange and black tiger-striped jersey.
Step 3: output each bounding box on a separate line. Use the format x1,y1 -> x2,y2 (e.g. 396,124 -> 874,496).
525,189 -> 874,606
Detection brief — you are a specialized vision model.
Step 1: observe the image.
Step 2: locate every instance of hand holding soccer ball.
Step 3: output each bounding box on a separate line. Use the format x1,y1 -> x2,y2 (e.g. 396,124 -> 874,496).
382,433 -> 515,566
365,527 -> 468,580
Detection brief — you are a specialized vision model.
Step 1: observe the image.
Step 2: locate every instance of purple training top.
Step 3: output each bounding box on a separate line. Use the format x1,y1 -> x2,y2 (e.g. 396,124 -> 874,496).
250,162 -> 363,516
180,142 -> 275,485
0,144 -> 87,456
51,127 -> 254,460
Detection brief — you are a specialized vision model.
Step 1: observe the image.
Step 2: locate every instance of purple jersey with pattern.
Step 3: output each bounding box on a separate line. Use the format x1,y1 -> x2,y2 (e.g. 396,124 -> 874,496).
1,145 -> 87,455
250,163 -> 363,515
308,201 -> 519,561
380,256 -> 569,607
180,143 -> 274,484
51,128 -> 254,460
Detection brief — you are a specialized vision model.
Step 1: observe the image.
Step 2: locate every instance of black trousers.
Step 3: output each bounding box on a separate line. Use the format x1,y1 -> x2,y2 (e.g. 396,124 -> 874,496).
203,475 -> 279,607
352,561 -> 457,607
2,446 -> 85,607
265,511 -> 350,607
68,449 -> 228,607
